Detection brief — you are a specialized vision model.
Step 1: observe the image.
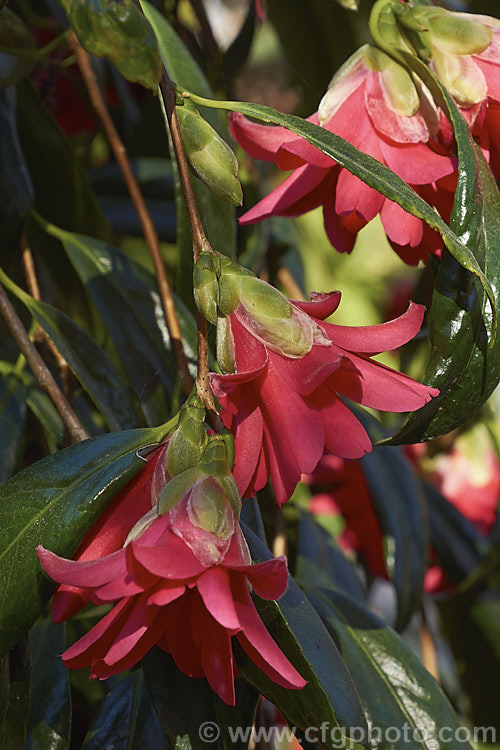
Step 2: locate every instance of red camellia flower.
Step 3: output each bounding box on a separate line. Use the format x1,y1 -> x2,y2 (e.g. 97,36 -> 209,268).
211,289 -> 439,505
37,445 -> 306,705
231,44 -> 455,264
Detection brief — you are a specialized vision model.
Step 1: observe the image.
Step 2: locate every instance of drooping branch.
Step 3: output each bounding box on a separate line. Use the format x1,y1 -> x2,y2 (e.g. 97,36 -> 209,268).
68,32 -> 193,396
0,282 -> 89,443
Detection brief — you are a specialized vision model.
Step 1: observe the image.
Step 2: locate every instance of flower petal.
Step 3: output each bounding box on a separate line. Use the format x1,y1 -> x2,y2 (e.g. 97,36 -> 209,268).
37,546 -> 126,588
197,567 -> 241,631
130,533 -> 205,580
229,112 -> 295,161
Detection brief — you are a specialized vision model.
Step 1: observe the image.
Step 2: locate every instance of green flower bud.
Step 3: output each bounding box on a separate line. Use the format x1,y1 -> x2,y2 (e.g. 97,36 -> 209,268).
216,316 -> 236,374
428,13 -> 492,56
156,466 -> 205,516
176,103 -> 243,206
189,475 -> 236,539
193,252 -> 219,325
365,47 -> 420,117
164,395 -> 207,478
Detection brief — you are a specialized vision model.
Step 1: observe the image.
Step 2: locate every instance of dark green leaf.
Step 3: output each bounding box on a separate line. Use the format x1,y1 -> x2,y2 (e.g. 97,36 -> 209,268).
144,649 -> 258,750
182,92 -> 495,315
26,617 -> 70,750
0,375 -> 26,484
424,482 -> 486,586
0,635 -> 31,750
0,423 -> 169,656
83,671 -> 169,750
0,8 -> 36,87
387,58 -> 500,441
242,524 -> 368,749
360,447 -> 428,631
307,587 -> 472,749
60,0 -> 161,90
438,591 -> 500,733
41,220 -> 197,425
296,509 -> 366,602
267,0 -> 364,116
140,0 -> 236,306
0,361 -> 63,454
0,269 -> 139,431
0,87 -> 33,262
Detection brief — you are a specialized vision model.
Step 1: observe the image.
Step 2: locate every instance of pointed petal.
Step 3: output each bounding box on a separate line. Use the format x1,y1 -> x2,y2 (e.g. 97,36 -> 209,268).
233,580 -> 306,689
380,199 -> 425,250
228,558 -> 289,601
335,169 -> 384,221
62,597 -> 131,669
201,624 -> 236,706
239,165 -> 330,225
310,390 -> 372,459
229,112 -> 294,161
379,139 -> 455,184
147,583 -> 186,606
293,291 -> 342,321
197,568 -> 241,631
37,546 -> 126,588
322,302 -> 425,353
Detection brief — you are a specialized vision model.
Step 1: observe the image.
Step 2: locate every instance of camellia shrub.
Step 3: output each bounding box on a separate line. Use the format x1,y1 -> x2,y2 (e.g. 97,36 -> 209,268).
1,0 -> 500,748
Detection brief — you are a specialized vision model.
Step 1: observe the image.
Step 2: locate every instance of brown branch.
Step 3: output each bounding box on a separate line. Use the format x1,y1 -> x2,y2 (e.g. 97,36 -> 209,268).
276,267 -> 306,301
159,69 -> 221,428
68,32 -> 193,396
0,282 -> 89,443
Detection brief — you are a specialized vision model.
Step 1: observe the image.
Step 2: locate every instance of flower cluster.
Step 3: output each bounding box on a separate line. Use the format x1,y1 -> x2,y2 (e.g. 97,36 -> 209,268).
38,423 -> 305,705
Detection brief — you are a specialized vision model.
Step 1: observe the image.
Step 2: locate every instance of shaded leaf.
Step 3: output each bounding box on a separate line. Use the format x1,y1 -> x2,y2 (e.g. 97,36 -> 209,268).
0,635 -> 31,750
0,269 -> 139,431
26,617 -> 70,750
0,8 -> 36,88
0,423 -> 170,656
360,447 -> 428,631
83,671 -> 169,750
41,220 -> 198,425
0,374 -> 26,484
144,649 -> 258,750
308,587 -> 472,749
296,509 -> 366,603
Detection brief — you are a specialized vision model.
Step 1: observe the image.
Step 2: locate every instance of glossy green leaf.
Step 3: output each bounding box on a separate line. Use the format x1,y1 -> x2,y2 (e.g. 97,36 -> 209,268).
144,649 -> 258,750
388,57 -> 500,441
83,671 -> 169,750
26,618 -> 70,750
242,524 -> 368,749
140,0 -> 236,306
360,447 -> 428,631
307,587 -> 472,749
0,269 -> 139,432
0,635 -> 31,750
296,509 -> 366,602
0,8 -> 36,88
40,220 -> 197,425
59,0 -> 161,90
0,423 -> 169,656
183,92 -> 496,317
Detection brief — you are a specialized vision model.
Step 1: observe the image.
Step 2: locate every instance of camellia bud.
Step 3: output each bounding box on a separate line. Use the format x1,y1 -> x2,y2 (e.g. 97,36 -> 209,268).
176,102 -> 243,206
217,258 -> 330,358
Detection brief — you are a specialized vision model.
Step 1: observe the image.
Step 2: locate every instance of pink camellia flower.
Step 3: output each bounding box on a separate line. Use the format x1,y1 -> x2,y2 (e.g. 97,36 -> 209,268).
231,44 -> 455,264
211,284 -> 439,505
306,455 -> 387,579
37,443 -> 305,706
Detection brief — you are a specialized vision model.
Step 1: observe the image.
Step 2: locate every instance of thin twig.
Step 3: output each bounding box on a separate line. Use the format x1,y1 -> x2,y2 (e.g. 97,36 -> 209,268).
276,267 -> 306,301
272,506 -> 287,558
0,282 -> 89,443
21,233 -> 69,374
68,31 -> 193,396
190,0 -> 220,69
